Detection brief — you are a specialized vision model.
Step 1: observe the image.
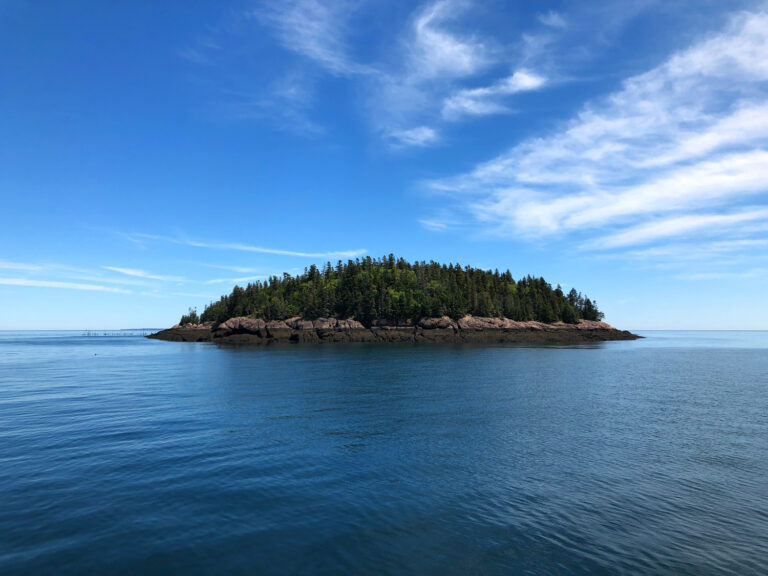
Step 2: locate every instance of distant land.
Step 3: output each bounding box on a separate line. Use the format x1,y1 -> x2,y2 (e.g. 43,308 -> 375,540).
149,256 -> 639,344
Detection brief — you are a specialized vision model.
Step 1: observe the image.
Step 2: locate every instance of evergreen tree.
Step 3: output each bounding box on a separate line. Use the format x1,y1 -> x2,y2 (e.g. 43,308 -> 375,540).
179,307 -> 199,325
197,257 -> 604,326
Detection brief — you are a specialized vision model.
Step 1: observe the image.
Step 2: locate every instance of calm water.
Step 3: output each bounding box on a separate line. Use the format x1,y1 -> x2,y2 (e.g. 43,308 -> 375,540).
1,331 -> 767,575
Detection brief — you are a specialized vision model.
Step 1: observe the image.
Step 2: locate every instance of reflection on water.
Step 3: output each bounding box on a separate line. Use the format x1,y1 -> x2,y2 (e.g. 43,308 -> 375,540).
1,331 -> 767,575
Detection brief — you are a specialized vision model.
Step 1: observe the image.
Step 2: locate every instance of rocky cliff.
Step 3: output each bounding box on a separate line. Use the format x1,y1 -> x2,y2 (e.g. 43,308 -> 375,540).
147,315 -> 640,345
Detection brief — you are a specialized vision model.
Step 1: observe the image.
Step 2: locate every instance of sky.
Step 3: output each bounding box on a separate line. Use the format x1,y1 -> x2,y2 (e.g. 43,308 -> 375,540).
1,0 -> 768,330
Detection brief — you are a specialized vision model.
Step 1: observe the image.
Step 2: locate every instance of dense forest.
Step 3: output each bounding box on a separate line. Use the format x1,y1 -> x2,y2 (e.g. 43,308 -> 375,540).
182,256 -> 604,326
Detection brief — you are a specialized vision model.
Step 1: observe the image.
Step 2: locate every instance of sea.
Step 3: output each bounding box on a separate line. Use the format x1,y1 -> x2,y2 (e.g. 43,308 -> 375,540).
1,330 -> 766,575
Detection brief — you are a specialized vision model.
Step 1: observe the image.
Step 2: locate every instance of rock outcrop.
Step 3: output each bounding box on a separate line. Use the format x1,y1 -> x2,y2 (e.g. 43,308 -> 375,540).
148,315 -> 640,345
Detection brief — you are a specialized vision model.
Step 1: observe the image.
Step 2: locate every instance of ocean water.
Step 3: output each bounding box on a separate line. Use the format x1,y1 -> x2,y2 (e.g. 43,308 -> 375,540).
1,331 -> 767,575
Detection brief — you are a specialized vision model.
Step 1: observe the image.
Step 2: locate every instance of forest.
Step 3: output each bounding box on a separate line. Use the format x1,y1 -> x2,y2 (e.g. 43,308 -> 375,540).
182,255 -> 604,326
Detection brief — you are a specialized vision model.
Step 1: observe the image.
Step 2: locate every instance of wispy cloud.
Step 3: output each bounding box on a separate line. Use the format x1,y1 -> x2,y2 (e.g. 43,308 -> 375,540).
677,268 -> 768,280
172,292 -> 220,299
197,263 -> 261,274
186,240 -> 367,259
187,0 -> 563,148
469,150 -> 768,237
69,274 -> 153,287
126,232 -> 367,259
103,266 -> 185,282
178,5 -> 335,136
518,2 -> 668,98
442,69 -> 546,120
210,72 -> 326,137
253,0 -> 374,76
0,260 -> 155,288
582,208 -> 768,250
426,9 -> 768,252
624,238 -> 768,262
538,11 -> 567,29
203,275 -> 266,285
369,0 -> 499,147
0,259 -> 41,271
419,218 -> 449,231
408,0 -> 488,80
0,278 -> 131,294
386,126 -> 439,147
183,1 -> 667,147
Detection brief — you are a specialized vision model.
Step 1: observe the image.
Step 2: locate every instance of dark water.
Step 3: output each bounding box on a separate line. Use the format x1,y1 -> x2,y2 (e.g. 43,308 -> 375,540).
1,331 -> 767,575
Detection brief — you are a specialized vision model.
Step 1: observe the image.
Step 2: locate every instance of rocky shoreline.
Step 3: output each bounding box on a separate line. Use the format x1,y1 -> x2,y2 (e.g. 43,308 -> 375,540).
147,315 -> 640,345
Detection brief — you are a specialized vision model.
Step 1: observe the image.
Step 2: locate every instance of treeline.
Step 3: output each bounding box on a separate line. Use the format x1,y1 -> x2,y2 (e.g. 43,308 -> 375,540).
192,255 -> 604,326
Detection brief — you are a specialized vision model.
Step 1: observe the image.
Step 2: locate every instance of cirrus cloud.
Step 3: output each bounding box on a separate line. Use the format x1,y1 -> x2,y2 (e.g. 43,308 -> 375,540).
425,9 -> 768,253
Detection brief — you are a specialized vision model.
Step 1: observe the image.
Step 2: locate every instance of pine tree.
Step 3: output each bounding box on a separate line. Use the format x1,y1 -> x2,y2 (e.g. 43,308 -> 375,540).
197,257 -> 605,326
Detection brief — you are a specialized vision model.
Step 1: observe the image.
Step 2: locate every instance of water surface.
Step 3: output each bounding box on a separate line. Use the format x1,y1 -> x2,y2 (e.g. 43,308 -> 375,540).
1,331 -> 766,574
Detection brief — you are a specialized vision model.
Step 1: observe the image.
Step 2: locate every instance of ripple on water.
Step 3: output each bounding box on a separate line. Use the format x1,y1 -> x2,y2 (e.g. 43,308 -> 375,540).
0,332 -> 767,575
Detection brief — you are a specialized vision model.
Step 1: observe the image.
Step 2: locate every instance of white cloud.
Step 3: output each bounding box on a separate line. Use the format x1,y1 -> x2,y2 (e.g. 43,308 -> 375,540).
70,274 -> 153,287
476,150 -> 768,236
504,70 -> 547,92
678,268 -> 768,280
189,0 -> 663,147
255,0 -> 373,76
172,292 -> 220,299
0,278 -> 131,294
639,102 -> 768,168
184,239 -> 366,259
211,73 -> 326,137
203,275 -> 266,285
583,208 -> 768,249
427,9 -> 768,250
386,126 -> 439,147
0,260 -> 155,288
0,259 -> 41,271
442,69 -> 546,120
103,267 -> 185,282
418,218 -> 449,231
198,264 -> 261,274
369,0 -> 494,147
126,233 -> 367,259
186,1 -> 373,137
409,0 -> 487,79
616,238 -> 768,268
245,0 -> 556,146
214,243 -> 365,259
538,11 -> 567,28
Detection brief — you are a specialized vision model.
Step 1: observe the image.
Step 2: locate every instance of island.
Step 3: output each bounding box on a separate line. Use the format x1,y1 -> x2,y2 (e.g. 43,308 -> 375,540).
149,256 -> 640,345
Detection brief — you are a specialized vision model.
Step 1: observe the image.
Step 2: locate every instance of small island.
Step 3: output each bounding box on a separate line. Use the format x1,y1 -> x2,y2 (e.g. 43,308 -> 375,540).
149,256 -> 640,345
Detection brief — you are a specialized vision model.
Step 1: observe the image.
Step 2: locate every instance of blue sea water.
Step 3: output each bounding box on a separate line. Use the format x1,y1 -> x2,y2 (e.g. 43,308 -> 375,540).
1,331 -> 767,575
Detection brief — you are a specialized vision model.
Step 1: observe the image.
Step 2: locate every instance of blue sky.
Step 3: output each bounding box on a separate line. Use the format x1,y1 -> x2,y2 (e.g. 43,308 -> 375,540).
2,0 -> 767,330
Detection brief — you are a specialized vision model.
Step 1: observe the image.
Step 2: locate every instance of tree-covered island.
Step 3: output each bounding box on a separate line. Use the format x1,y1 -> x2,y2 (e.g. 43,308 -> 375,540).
152,256 -> 640,344
182,255 -> 604,326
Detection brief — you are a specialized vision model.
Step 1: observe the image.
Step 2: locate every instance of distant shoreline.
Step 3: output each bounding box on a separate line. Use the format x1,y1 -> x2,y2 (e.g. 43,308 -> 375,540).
148,316 -> 641,345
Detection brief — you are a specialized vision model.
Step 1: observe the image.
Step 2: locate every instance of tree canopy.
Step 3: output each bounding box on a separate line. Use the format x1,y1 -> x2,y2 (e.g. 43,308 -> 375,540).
179,307 -> 199,325
191,255 -> 604,326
